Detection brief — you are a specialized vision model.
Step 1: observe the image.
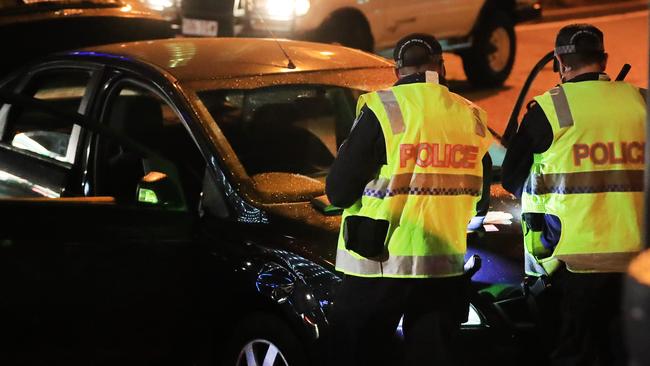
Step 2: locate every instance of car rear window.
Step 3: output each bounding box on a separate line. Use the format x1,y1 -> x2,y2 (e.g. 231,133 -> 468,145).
198,85 -> 358,180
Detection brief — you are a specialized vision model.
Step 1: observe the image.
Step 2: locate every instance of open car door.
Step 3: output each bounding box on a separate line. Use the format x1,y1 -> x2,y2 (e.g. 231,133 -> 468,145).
0,89 -> 199,364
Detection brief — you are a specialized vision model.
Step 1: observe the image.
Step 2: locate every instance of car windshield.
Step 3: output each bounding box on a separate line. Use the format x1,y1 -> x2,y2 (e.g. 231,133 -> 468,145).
198,84 -> 507,202
199,85 -> 358,180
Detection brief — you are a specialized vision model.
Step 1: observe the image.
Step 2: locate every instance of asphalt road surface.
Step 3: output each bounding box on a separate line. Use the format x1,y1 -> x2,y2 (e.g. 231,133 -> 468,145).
446,10 -> 649,137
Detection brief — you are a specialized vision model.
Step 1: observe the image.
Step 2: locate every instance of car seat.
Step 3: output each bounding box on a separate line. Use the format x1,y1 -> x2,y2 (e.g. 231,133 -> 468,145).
244,102 -> 333,176
102,95 -> 164,202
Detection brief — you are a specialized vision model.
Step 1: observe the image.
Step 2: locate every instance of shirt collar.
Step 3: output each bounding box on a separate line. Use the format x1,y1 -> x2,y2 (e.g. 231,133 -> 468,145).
565,72 -> 610,83
394,72 -> 427,86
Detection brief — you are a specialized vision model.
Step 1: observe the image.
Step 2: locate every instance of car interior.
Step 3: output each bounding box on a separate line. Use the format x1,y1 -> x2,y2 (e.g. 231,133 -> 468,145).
94,86 -> 206,209
0,72 -> 88,163
239,101 -> 334,176
3,107 -> 74,161
200,87 -> 347,179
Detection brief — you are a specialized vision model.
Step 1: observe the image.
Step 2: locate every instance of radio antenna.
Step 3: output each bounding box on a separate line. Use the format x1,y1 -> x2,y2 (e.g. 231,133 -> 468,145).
252,11 -> 296,69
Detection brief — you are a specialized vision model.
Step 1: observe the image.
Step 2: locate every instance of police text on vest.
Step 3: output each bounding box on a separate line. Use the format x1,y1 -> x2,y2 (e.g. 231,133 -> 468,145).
400,143 -> 479,168
573,142 -> 645,166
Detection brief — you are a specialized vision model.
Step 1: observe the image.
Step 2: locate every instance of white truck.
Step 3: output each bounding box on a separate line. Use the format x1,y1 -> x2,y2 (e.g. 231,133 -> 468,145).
181,0 -> 542,86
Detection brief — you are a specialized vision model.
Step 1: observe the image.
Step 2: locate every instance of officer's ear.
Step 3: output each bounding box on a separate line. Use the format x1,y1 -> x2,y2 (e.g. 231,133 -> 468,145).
555,56 -> 572,78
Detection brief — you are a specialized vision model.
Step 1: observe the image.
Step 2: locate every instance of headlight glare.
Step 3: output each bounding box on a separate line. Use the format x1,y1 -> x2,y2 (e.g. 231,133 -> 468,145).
295,0 -> 310,16
144,0 -> 173,11
261,0 -> 310,21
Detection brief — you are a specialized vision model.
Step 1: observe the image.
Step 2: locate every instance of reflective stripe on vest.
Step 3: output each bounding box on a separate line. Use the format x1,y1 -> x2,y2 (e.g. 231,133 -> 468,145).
524,170 -> 644,195
556,252 -> 640,273
523,80 -> 646,274
377,89 -> 405,134
549,86 -> 574,128
336,82 -> 491,278
363,173 -> 483,198
336,249 -> 465,278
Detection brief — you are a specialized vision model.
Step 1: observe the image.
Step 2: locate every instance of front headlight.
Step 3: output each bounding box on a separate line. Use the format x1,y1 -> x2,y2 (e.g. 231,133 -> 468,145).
258,0 -> 310,21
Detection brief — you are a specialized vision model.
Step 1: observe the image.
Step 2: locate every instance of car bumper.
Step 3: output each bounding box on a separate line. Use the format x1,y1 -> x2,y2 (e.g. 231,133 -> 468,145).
234,16 -> 294,37
181,12 -> 236,36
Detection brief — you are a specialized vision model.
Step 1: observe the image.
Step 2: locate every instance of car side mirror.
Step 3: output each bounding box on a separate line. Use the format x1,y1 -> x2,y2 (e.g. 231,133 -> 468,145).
136,171 -> 186,210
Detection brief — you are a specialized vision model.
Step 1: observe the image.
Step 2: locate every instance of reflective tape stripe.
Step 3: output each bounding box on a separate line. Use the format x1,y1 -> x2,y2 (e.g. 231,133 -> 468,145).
525,250 -> 549,276
377,90 -> 405,134
557,252 -> 639,273
549,86 -> 574,128
336,249 -> 465,277
363,173 -> 483,198
524,170 -> 644,195
554,45 -> 576,55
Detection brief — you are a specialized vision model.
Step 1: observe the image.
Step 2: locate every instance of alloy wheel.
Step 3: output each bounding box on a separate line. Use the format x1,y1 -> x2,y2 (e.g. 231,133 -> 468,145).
488,27 -> 512,73
236,339 -> 290,366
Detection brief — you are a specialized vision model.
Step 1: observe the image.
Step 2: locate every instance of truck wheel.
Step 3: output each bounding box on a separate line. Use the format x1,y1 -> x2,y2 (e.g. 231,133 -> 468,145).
315,12 -> 374,52
462,10 -> 516,87
224,313 -> 307,366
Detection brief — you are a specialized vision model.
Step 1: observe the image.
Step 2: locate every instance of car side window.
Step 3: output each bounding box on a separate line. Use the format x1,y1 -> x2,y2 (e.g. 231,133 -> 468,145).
0,70 -> 91,163
93,82 -> 206,209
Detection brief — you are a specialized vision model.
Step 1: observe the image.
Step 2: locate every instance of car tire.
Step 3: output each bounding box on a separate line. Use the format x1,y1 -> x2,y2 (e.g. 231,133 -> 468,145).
314,12 -> 374,52
224,312 -> 307,366
461,10 -> 516,87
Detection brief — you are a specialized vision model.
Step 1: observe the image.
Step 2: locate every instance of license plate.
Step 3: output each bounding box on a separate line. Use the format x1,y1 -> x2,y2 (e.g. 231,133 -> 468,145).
182,18 -> 218,37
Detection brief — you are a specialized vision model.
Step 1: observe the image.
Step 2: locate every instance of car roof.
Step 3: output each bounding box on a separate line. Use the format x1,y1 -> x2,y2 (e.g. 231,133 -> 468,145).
77,37 -> 395,83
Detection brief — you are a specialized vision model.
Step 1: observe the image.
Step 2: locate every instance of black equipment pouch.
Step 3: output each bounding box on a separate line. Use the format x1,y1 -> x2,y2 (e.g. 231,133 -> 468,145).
522,213 -> 545,231
343,215 -> 389,259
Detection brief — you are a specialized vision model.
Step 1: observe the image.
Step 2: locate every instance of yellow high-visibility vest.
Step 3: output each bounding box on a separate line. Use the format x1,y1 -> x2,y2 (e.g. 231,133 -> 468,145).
522,80 -> 646,275
335,81 -> 492,278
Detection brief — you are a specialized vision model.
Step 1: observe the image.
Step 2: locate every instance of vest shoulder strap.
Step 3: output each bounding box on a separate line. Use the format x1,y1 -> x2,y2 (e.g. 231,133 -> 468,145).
549,85 -> 575,128
376,89 -> 406,135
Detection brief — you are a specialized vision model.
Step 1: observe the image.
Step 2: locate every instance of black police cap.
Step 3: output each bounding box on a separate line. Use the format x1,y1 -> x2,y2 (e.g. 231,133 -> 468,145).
555,24 -> 605,56
393,33 -> 443,68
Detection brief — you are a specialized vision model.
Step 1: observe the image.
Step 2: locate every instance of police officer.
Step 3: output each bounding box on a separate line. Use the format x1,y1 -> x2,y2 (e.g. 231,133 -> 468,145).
326,33 -> 492,366
502,24 -> 646,365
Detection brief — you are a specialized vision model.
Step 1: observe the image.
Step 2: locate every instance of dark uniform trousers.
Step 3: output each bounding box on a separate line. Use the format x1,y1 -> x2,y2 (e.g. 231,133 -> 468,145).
326,275 -> 467,366
548,267 -> 627,366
